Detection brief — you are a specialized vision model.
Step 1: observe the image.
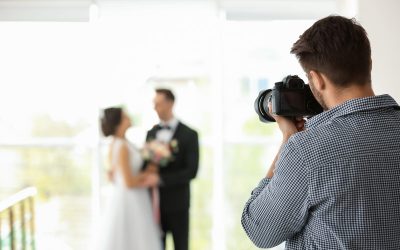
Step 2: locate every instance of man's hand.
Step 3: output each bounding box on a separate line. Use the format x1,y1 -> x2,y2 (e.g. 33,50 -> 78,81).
266,103 -> 306,179
269,103 -> 306,141
140,173 -> 160,187
145,162 -> 159,174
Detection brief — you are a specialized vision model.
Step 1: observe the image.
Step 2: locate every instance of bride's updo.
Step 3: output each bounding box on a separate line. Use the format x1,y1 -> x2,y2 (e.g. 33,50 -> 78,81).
100,107 -> 122,136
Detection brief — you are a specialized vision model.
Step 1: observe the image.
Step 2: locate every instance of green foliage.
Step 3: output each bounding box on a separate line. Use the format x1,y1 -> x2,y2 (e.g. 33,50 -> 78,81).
31,114 -> 88,138
16,147 -> 92,200
243,116 -> 277,136
2,112 -> 277,249
224,144 -> 269,250
190,146 -> 213,250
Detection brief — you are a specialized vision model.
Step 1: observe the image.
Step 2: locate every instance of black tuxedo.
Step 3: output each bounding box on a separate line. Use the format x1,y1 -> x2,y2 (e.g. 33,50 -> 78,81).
145,121 -> 199,250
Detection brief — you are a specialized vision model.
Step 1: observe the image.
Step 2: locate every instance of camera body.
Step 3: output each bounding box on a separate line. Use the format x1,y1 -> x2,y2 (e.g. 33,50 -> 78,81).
254,75 -> 323,123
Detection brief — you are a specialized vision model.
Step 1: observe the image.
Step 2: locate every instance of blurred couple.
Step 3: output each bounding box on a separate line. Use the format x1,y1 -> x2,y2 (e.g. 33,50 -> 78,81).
99,89 -> 199,250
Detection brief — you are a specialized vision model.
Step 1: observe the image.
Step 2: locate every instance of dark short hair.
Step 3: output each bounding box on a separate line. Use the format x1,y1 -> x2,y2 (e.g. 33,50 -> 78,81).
291,15 -> 371,86
156,88 -> 175,102
100,107 -> 122,137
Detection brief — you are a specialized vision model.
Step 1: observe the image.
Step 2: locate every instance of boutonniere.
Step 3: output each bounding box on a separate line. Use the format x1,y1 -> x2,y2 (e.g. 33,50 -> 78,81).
170,139 -> 179,154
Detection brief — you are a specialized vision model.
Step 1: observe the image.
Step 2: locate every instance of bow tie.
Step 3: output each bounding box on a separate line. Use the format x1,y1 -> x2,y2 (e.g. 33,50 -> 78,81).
158,125 -> 171,130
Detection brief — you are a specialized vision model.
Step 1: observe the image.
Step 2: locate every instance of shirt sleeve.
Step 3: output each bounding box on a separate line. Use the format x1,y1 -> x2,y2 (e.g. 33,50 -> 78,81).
241,138 -> 310,248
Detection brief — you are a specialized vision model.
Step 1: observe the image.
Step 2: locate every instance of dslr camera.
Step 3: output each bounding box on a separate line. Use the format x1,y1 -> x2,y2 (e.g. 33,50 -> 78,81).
254,75 -> 323,123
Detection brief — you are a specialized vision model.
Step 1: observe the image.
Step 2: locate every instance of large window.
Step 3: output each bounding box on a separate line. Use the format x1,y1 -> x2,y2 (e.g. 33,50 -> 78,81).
0,2 -> 316,249
220,19 -> 313,250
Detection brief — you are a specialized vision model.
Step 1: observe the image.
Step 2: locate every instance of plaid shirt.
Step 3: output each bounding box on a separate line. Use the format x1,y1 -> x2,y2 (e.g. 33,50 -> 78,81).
242,94 -> 400,249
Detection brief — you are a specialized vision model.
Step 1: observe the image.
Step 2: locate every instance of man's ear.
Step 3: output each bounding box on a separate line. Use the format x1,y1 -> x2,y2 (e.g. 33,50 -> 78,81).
309,70 -> 326,92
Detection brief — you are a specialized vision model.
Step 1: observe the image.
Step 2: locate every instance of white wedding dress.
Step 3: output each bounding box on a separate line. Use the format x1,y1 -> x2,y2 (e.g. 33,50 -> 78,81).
100,138 -> 162,250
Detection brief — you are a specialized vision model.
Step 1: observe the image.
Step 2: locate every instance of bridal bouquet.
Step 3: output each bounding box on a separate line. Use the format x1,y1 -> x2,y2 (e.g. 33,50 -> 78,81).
142,140 -> 178,167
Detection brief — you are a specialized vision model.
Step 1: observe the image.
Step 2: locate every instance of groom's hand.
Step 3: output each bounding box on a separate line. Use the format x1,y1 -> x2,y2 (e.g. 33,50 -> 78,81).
141,173 -> 160,187
145,163 -> 159,174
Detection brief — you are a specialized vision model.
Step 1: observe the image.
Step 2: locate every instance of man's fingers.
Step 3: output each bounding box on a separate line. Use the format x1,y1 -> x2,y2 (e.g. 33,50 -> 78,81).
295,117 -> 303,121
268,102 -> 273,115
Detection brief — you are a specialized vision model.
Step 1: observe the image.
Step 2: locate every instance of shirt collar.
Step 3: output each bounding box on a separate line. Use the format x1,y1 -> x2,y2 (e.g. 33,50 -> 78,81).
306,94 -> 399,129
159,117 -> 179,131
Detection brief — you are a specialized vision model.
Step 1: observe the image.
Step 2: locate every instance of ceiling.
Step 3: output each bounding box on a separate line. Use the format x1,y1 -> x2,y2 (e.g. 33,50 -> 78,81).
0,0 -> 339,22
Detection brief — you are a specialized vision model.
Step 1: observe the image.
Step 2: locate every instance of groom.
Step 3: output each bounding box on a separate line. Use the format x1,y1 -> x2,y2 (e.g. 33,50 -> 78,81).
145,88 -> 199,250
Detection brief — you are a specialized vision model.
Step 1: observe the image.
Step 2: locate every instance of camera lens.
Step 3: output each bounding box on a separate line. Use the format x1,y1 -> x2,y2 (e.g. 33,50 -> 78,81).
254,89 -> 276,123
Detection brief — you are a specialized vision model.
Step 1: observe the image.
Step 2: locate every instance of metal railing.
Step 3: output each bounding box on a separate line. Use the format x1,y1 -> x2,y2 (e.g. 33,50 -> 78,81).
0,187 -> 37,250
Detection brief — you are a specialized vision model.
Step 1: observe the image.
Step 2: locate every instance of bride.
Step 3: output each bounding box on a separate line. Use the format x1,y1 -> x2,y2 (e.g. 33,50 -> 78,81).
99,107 -> 162,250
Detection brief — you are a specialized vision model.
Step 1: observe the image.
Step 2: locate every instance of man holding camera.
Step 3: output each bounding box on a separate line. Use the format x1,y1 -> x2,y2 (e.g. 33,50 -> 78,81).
242,15 -> 400,249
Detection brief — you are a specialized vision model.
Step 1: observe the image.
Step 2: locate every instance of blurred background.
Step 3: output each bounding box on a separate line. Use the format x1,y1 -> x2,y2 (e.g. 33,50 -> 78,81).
0,0 -> 399,249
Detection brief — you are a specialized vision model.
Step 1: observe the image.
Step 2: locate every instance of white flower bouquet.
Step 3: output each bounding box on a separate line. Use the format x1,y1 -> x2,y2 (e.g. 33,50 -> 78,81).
142,140 -> 178,167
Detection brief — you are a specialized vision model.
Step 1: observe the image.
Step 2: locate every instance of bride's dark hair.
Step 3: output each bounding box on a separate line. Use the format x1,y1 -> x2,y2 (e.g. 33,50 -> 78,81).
100,107 -> 122,136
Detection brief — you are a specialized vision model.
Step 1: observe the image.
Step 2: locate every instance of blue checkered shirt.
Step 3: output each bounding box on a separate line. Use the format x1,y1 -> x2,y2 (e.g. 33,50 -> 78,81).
242,94 -> 400,249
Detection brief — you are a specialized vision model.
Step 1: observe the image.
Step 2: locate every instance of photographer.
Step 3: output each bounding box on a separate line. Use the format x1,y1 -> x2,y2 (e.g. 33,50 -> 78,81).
241,15 -> 400,249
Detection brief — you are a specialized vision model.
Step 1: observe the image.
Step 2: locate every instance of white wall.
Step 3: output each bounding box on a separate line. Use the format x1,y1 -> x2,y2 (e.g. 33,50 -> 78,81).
357,0 -> 400,101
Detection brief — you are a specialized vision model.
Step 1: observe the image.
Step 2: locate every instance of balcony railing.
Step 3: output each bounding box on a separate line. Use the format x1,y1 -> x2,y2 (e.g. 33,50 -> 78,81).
0,187 -> 37,250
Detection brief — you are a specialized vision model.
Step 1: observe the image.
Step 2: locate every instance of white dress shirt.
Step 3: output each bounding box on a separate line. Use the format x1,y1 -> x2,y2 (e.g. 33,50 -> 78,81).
156,117 -> 179,143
